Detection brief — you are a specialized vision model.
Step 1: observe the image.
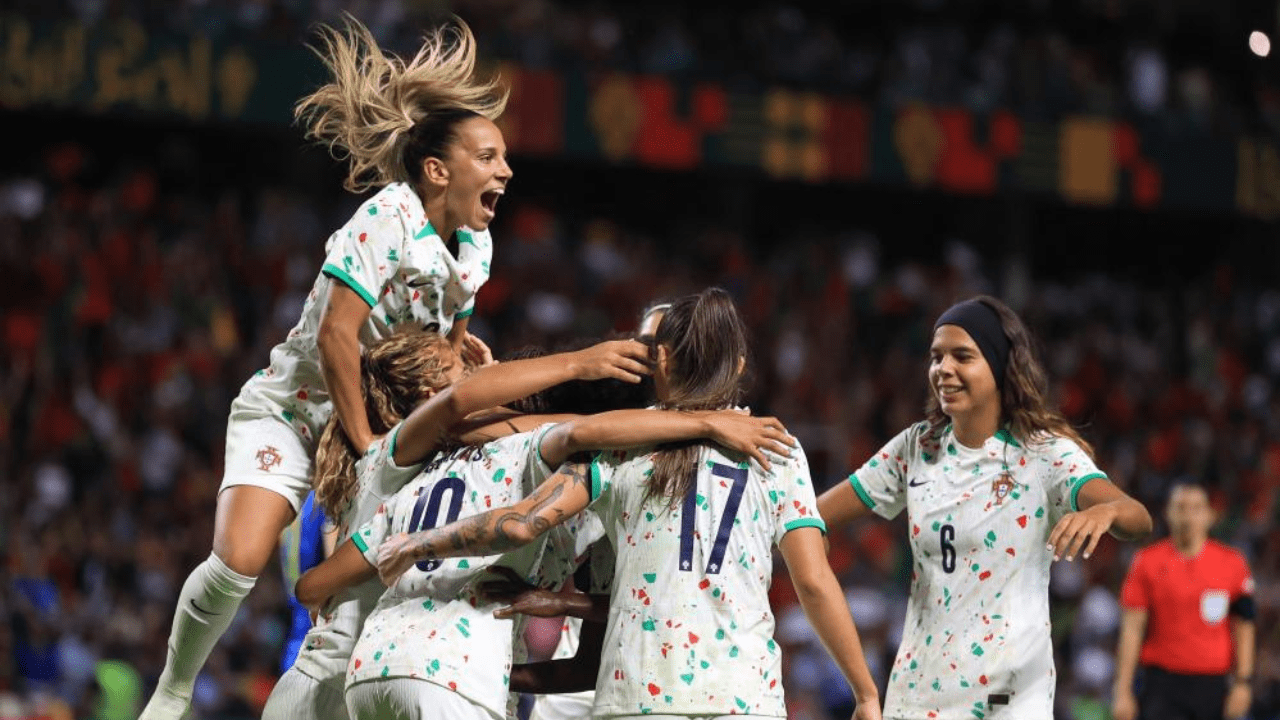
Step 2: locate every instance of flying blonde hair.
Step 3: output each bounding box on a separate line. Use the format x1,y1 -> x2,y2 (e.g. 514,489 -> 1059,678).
295,15 -> 509,193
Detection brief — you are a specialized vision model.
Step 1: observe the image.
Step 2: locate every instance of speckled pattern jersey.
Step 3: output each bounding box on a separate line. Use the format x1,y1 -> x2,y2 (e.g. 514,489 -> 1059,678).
291,423 -> 434,684
347,425 -> 598,719
848,422 -> 1105,720
586,443 -> 826,718
230,181 -> 491,443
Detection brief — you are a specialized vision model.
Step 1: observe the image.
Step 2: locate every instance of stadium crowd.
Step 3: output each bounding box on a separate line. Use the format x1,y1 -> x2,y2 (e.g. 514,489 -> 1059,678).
0,119 -> 1277,720
6,0 -> 1279,133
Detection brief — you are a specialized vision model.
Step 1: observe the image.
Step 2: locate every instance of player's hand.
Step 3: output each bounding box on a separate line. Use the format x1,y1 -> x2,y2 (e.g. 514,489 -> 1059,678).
1224,681 -> 1251,719
480,567 -> 577,619
1111,687 -> 1138,720
701,410 -> 794,472
461,332 -> 495,368
569,339 -> 651,383
1046,503 -> 1118,561
376,532 -> 420,587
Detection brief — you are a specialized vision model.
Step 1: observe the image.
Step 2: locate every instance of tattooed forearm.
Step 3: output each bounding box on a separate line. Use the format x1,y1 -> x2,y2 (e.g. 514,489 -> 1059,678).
562,461 -> 590,490
404,462 -> 590,562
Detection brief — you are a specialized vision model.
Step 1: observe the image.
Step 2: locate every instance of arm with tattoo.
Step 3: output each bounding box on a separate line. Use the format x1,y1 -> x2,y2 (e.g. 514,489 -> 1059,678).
377,462 -> 593,586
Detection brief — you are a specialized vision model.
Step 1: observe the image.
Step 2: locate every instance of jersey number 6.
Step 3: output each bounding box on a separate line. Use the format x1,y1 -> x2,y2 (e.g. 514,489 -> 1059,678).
940,523 -> 956,574
679,462 -> 749,575
408,476 -> 466,572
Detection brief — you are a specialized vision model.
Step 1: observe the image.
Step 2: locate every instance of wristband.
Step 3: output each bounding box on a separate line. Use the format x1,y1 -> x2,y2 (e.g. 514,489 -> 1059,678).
1234,675 -> 1253,685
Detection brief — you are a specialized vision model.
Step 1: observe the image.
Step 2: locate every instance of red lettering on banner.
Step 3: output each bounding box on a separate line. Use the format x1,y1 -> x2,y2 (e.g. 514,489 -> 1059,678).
1113,124 -> 1161,207
633,78 -> 727,169
824,100 -> 869,180
501,65 -> 564,155
935,109 -> 1022,194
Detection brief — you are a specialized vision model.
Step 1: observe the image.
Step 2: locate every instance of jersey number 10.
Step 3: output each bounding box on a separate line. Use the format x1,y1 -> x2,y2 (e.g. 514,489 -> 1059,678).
408,477 -> 466,572
679,462 -> 749,575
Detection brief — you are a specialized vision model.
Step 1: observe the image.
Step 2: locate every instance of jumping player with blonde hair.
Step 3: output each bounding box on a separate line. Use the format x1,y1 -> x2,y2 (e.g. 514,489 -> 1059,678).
140,17 -> 522,719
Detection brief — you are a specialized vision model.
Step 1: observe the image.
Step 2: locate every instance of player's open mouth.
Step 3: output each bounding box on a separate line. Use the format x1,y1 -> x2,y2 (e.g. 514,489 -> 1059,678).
938,385 -> 963,399
480,188 -> 503,215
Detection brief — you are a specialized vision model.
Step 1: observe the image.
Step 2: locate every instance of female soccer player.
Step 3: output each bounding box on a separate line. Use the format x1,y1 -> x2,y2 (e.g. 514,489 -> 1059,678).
816,295 -> 1153,720
288,354 -> 790,719
377,288 -> 883,720
262,331 -> 661,720
140,18 -> 517,720
524,301 -> 671,720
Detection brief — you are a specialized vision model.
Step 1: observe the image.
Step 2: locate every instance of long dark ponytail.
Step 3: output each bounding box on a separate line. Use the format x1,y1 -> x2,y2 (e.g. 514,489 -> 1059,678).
645,288 -> 750,504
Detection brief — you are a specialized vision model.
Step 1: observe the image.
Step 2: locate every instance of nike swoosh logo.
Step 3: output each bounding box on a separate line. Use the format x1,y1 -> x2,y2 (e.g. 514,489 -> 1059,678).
407,279 -> 434,288
190,599 -> 221,616
908,479 -> 929,487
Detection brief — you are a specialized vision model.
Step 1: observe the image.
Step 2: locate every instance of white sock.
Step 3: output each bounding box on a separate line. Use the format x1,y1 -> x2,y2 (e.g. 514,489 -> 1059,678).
139,553 -> 256,720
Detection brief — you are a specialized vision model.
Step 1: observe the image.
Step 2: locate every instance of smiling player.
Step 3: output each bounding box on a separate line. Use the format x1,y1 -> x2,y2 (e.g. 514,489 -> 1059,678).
817,295 -> 1152,720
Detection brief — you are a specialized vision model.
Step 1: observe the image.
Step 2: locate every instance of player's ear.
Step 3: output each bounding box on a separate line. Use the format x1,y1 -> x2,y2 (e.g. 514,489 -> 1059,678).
422,156 -> 450,188
655,344 -> 671,376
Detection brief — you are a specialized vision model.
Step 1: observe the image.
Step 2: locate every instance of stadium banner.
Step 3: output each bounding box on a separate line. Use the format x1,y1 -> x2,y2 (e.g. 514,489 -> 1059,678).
0,15 -> 308,124
2,16 -> 1277,219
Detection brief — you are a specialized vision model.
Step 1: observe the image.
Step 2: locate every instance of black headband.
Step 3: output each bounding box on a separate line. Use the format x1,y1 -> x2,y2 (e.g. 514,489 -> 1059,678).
935,299 -> 1011,390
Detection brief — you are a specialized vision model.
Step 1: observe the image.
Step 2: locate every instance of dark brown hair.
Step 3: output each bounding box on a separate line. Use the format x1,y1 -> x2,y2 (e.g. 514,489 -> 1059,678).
925,294 -> 1096,459
314,331 -> 456,519
646,288 -> 749,504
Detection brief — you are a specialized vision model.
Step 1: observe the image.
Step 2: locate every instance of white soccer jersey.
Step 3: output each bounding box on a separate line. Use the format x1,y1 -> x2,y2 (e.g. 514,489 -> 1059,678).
291,424 -> 428,683
229,182 -> 492,443
848,422 -> 1105,720
347,426 -> 587,718
586,444 -> 825,718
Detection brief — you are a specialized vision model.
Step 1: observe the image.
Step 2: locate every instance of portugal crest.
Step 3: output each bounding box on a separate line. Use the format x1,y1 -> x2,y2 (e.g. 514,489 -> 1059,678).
991,472 -> 1016,505
256,445 -> 283,472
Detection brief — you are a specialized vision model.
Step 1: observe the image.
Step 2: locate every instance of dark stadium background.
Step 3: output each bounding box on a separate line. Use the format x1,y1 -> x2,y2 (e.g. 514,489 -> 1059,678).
2,1 -> 1278,718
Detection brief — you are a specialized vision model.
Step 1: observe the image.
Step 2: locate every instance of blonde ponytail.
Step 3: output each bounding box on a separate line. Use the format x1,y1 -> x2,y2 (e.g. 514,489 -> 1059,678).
295,15 -> 509,193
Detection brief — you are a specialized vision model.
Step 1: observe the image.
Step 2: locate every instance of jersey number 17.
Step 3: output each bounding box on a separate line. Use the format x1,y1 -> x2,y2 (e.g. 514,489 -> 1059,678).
679,462 -> 748,575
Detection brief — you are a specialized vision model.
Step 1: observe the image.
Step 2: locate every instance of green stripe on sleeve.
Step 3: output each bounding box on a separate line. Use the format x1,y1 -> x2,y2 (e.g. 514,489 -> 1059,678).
1070,473 -> 1107,512
351,532 -> 370,554
784,517 -> 827,534
388,425 -> 401,465
590,455 -> 603,501
455,306 -> 475,320
535,429 -> 553,479
848,474 -> 877,510
322,264 -> 377,308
